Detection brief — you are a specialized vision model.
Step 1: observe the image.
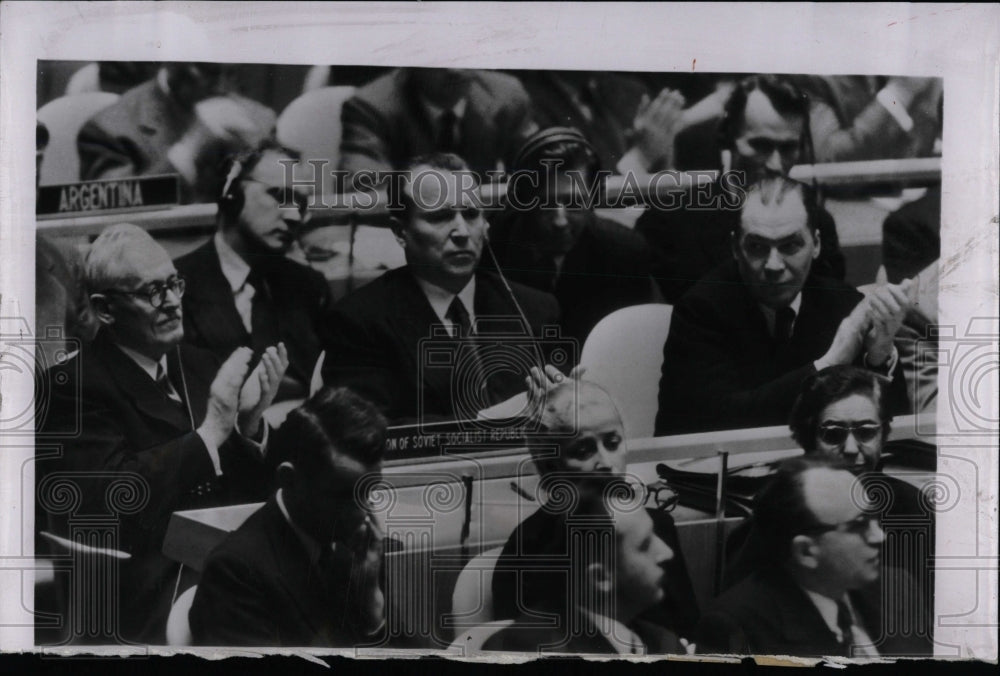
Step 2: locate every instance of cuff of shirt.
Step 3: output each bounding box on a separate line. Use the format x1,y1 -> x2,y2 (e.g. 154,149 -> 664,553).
876,86 -> 916,133
865,345 -> 900,381
195,429 -> 224,477
236,420 -> 269,458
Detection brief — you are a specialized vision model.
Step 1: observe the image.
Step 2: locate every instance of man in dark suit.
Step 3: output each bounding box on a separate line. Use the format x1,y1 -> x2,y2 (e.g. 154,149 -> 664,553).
484,479 -> 684,655
695,458 -> 932,657
175,142 -> 331,401
488,127 -> 658,346
338,68 -> 537,188
323,153 -> 560,424
77,62 -> 275,203
655,177 -> 911,435
492,380 -> 701,643
36,224 -> 287,644
637,74 -> 846,303
190,387 -> 388,647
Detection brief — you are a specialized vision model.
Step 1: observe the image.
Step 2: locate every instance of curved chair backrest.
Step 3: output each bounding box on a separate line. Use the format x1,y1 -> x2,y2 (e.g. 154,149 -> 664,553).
276,86 -> 356,197
449,619 -> 516,654
579,304 -> 673,439
37,92 -> 120,186
450,546 -> 505,633
165,584 -> 198,646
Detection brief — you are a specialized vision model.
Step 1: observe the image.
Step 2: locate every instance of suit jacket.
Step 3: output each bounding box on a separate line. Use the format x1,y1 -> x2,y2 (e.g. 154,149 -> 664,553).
36,331 -> 269,643
322,266 -> 559,424
694,567 -> 933,657
174,239 -> 332,398
492,505 -> 701,639
77,78 -> 276,203
339,69 -> 536,183
654,261 -> 908,435
517,71 -> 650,171
635,180 -> 846,304
482,604 -> 684,655
190,497 -> 381,647
486,213 -> 656,346
882,186 -> 941,285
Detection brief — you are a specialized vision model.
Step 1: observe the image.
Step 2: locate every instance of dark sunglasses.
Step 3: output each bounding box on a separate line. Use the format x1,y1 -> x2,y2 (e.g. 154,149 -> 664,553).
817,422 -> 883,446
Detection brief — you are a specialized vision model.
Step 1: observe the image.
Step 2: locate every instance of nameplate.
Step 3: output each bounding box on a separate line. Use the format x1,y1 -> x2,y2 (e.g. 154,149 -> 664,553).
36,175 -> 180,217
385,418 -> 531,459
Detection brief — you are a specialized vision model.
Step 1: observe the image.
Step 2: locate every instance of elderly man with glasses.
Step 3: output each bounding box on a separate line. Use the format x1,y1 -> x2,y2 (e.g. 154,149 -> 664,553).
694,457 -> 932,657
37,223 -> 288,644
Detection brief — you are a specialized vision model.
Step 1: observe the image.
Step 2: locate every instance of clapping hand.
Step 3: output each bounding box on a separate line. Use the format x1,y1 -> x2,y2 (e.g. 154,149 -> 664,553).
862,267 -> 915,367
237,343 -> 289,439
632,88 -> 686,169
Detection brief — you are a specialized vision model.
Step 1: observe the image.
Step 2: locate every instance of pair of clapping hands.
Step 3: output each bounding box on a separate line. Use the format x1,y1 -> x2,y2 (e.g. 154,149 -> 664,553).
817,268 -> 917,372
198,344 -> 289,449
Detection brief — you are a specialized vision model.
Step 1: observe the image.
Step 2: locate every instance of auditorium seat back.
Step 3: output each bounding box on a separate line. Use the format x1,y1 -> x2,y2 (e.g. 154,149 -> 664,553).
276,85 -> 355,198
449,619 -> 514,654
166,584 -> 198,646
579,303 -> 673,439
449,546 -> 504,635
37,92 -> 120,186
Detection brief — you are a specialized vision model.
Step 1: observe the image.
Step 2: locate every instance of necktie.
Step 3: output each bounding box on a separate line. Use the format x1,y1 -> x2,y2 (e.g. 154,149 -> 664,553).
446,297 -> 495,409
836,598 -> 855,657
438,109 -> 458,153
155,362 -> 184,406
248,268 -> 280,353
235,276 -> 255,334
774,306 -> 796,349
446,296 -> 473,339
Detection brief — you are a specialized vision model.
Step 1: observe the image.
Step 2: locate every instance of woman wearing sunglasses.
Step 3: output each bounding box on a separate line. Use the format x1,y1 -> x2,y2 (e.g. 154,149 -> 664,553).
790,365 -> 891,470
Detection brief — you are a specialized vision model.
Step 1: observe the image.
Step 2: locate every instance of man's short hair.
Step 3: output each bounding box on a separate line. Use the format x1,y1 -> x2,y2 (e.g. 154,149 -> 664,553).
527,379 -> 623,477
719,74 -> 811,148
273,386 -> 388,478
215,138 -> 300,223
751,456 -> 845,566
391,152 -> 478,222
733,176 -> 822,239
790,365 -> 892,453
84,223 -> 161,294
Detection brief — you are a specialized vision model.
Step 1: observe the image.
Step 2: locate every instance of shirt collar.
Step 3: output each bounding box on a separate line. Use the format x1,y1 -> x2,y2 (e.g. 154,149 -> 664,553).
415,276 -> 477,327
116,343 -> 167,383
214,231 -> 252,293
581,608 -> 644,656
275,489 -> 327,565
421,95 -> 468,122
803,588 -> 851,643
759,292 -> 802,335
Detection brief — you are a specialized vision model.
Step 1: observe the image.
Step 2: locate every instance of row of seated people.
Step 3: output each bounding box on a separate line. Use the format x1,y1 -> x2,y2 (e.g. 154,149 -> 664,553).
182,368 -> 933,656
69,63 -> 941,207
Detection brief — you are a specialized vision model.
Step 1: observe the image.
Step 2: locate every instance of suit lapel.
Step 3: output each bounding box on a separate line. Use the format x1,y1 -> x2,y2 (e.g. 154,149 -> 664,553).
181,240 -> 251,350
768,573 -> 843,653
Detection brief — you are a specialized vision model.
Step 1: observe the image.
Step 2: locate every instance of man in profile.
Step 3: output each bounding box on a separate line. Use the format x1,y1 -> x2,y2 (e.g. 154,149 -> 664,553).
695,457 -> 932,657
493,379 -> 700,641
323,153 -> 560,423
655,176 -> 911,435
37,223 -> 287,643
190,387 -> 389,647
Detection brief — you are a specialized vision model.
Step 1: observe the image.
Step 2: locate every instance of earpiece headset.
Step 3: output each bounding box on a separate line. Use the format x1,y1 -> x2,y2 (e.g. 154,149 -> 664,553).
217,151 -> 254,222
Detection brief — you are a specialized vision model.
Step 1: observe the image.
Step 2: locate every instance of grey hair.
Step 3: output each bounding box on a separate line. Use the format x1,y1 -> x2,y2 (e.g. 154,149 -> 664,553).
84,223 -> 161,294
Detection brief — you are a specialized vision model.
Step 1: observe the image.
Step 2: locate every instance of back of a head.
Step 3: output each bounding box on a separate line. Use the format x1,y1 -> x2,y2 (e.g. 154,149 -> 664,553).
720,74 -> 810,148
85,223 -> 162,294
273,386 -> 388,476
790,365 -> 890,453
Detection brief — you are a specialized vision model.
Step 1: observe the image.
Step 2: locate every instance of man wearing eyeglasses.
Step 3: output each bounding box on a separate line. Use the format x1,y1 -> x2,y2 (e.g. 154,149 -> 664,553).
37,223 -> 288,644
694,457 -> 932,657
175,141 -> 332,401
654,176 -> 912,435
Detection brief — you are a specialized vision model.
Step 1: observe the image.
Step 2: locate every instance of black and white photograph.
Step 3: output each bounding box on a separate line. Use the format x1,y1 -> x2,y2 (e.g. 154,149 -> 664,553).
0,2 -> 997,666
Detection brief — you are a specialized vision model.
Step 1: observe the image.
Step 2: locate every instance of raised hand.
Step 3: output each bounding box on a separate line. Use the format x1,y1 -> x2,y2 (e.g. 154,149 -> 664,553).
632,88 -> 686,169
863,270 -> 914,366
199,346 -> 254,449
237,343 -> 289,438
815,301 -> 870,371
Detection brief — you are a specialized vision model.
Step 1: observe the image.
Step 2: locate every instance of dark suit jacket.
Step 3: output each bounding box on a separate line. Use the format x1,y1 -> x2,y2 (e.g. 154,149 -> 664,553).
322,267 -> 559,424
482,605 -> 684,655
492,505 -> 700,639
486,213 -> 656,346
36,331 -> 269,643
339,69 -> 536,183
190,497 -> 381,647
635,179 -> 846,304
655,261 -> 908,435
882,186 -> 941,284
694,567 -> 933,657
174,239 -> 332,398
77,79 -> 275,203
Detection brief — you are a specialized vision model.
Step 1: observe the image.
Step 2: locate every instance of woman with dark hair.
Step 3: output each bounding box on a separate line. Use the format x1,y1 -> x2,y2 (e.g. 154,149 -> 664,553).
789,365 -> 891,469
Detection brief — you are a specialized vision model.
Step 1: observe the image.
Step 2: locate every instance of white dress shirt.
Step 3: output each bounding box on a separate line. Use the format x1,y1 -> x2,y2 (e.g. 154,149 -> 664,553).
415,276 -> 477,337
803,588 -> 880,657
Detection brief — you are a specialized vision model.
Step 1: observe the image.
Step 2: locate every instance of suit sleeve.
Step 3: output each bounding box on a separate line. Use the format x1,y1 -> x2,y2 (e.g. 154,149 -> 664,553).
339,95 -> 396,184
77,119 -> 177,181
321,305 -> 400,417
190,552 -> 285,646
655,295 -> 817,435
693,609 -> 751,655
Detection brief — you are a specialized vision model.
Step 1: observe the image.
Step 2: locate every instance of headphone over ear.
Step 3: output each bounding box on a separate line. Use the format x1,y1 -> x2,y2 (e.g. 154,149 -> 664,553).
509,127 -> 601,207
217,155 -> 246,221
